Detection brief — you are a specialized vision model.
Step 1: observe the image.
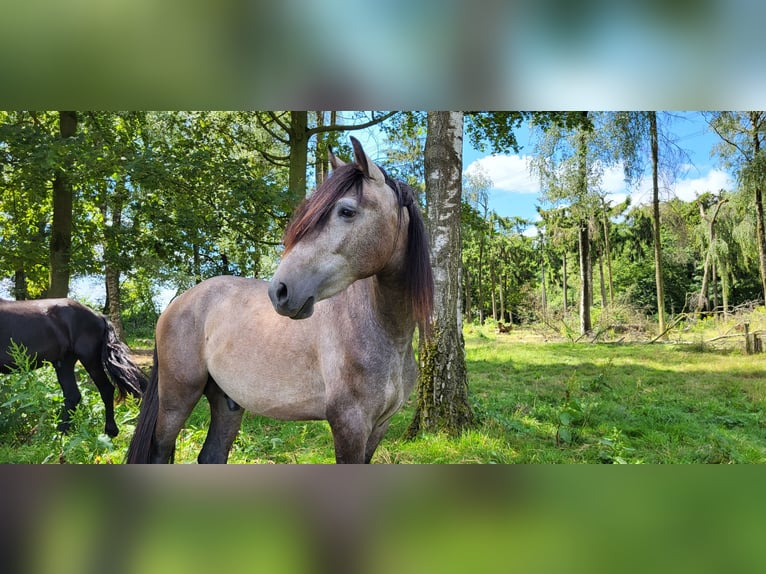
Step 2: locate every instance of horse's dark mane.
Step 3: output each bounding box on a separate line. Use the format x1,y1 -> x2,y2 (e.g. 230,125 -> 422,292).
388,173 -> 434,337
283,163 -> 434,335
283,164 -> 366,252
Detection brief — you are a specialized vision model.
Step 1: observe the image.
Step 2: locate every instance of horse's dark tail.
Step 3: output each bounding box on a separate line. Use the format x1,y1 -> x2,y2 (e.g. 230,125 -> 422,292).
102,319 -> 148,401
125,347 -> 159,464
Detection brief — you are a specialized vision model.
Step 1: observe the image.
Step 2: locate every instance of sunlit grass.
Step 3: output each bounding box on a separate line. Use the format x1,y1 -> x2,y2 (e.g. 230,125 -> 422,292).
3,323 -> 765,463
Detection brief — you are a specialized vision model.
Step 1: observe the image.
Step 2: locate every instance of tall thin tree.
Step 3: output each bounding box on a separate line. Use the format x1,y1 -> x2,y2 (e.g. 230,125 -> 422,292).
708,111 -> 766,304
407,111 -> 474,437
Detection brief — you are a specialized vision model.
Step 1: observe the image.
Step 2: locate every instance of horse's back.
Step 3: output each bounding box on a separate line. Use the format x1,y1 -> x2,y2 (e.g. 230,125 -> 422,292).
0,298 -> 85,368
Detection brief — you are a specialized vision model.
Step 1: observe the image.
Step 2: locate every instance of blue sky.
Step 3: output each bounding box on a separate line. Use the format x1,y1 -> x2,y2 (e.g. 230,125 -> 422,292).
461,111 -> 734,227
355,112 -> 736,231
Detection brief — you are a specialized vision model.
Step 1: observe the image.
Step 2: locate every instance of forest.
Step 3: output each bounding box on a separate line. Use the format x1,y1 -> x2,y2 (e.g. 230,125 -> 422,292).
2,110 -> 766,466
2,111 -> 765,340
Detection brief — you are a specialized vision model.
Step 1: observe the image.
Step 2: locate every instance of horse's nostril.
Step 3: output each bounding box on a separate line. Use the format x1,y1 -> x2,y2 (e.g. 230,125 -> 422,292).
276,282 -> 288,303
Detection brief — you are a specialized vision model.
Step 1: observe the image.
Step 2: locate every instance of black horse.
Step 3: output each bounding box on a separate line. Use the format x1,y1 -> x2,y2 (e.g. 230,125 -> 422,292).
0,298 -> 147,437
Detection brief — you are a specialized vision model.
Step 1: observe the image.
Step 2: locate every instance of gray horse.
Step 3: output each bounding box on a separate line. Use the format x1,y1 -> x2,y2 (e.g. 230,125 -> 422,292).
126,137 -> 433,463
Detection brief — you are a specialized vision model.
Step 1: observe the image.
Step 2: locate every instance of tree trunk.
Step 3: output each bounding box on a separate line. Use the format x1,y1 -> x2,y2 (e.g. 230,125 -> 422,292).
407,111 -> 473,438
576,116 -> 592,335
13,269 -> 29,300
49,111 -> 77,298
600,197 -> 615,306
102,179 -> 126,340
562,251 -> 568,316
540,243 -> 547,318
598,251 -> 607,310
464,266 -> 472,323
721,263 -> 730,317
477,233 -> 485,324
104,267 -> 125,340
498,266 -> 506,323
696,197 -> 727,315
698,253 -> 711,314
751,112 -> 766,304
192,243 -> 202,284
649,112 -> 667,335
578,220 -> 592,334
711,258 -> 719,314
288,111 -> 309,207
314,111 -> 327,189
490,252 -> 498,322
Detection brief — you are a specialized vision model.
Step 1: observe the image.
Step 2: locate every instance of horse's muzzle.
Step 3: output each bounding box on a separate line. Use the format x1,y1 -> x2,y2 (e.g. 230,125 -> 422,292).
268,281 -> 315,319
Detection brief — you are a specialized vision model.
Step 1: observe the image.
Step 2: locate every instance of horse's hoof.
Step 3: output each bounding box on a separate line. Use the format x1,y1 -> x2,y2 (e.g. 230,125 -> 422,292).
57,422 -> 71,434
105,426 -> 119,438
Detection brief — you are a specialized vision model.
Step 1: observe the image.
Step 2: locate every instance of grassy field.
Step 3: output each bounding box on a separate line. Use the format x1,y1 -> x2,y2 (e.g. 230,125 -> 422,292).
2,322 -> 765,463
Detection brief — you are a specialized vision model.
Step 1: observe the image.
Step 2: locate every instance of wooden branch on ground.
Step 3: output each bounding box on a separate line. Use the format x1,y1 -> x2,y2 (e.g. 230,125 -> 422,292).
706,330 -> 765,343
649,314 -> 688,343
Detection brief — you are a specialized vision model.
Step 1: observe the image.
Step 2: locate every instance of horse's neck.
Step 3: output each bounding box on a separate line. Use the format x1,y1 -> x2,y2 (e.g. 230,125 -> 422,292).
355,272 -> 415,343
367,219 -> 415,342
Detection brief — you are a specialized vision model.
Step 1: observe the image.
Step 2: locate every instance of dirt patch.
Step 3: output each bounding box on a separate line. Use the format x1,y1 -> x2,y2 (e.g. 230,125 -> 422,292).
131,349 -> 154,370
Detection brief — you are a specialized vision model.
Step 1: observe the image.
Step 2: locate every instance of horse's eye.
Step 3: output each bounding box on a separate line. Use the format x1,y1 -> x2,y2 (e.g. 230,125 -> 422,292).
338,206 -> 356,219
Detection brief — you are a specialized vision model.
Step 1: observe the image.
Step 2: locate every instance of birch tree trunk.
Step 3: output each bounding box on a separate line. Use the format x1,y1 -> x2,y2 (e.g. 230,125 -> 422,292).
407,111 -> 474,437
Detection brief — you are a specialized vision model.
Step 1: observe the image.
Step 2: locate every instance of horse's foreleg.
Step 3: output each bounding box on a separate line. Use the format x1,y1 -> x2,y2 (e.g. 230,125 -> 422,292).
54,359 -> 81,434
327,403 -> 370,464
364,419 -> 392,464
198,379 -> 244,464
82,362 -> 119,437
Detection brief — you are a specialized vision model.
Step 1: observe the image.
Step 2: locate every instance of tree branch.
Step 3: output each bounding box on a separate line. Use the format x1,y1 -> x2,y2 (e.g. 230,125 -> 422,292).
264,112 -> 291,137
707,115 -> 751,159
257,150 -> 290,167
307,111 -> 398,136
256,112 -> 290,144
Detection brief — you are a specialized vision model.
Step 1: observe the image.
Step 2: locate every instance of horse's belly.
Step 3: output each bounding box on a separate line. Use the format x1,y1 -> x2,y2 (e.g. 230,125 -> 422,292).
210,364 -> 327,421
237,382 -> 326,420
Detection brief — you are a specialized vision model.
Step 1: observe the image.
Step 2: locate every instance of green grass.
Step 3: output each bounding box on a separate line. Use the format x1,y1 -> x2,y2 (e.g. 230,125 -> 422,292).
2,324 -> 765,463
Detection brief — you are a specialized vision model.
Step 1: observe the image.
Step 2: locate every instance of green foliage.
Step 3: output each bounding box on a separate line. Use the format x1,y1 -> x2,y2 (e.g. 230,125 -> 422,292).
0,340 -> 60,443
0,340 -> 141,463
1,111 -> 291,303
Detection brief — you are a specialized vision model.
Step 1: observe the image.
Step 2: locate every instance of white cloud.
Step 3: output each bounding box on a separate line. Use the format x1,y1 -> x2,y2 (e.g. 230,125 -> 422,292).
599,163 -> 629,195
466,153 -> 737,216
625,168 -> 735,207
522,224 -> 539,238
464,154 -> 539,194
671,169 -> 734,202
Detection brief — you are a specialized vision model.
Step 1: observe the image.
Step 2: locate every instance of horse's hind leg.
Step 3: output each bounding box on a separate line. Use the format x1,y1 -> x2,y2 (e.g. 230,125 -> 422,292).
54,358 -> 81,434
151,374 -> 207,463
198,378 -> 244,464
82,361 -> 119,437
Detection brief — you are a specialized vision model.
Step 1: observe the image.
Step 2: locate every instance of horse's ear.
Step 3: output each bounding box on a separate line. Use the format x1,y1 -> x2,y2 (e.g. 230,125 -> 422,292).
350,136 -> 384,184
329,147 -> 346,170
